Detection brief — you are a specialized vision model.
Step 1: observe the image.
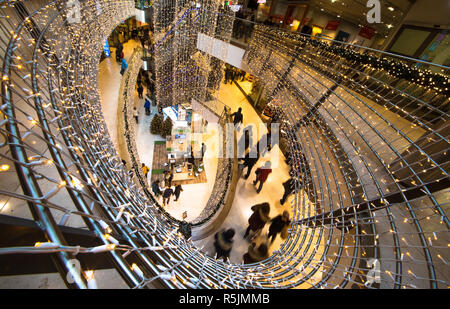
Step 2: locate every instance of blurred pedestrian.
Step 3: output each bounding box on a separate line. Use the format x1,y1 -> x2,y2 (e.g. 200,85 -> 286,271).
241,147 -> 259,179
214,228 -> 235,261
244,202 -> 270,239
231,107 -> 243,127
243,242 -> 269,264
253,161 -> 272,193
280,177 -> 299,205
267,210 -> 291,244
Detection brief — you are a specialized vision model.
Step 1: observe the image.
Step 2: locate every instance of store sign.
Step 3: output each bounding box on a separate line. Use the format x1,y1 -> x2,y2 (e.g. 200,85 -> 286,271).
103,39 -> 110,57
359,26 -> 376,39
366,0 -> 381,24
325,20 -> 340,31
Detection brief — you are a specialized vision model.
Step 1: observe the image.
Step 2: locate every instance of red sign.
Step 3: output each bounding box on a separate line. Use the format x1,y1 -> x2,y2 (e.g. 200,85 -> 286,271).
359,26 -> 376,39
325,20 -> 340,31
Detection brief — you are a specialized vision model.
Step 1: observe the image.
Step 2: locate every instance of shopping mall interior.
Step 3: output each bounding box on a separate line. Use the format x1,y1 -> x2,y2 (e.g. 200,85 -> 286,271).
0,0 -> 448,289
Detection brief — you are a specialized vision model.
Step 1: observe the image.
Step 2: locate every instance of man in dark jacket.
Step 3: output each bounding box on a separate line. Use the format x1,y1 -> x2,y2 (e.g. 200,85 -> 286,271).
151,180 -> 162,197
214,228 -> 235,261
268,210 -> 291,244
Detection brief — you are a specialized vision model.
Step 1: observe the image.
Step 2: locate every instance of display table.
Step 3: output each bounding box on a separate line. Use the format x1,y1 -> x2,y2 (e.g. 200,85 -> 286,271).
171,162 -> 207,185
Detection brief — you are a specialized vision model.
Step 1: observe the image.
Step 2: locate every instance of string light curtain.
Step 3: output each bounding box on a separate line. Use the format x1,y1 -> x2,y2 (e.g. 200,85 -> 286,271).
152,0 -> 234,108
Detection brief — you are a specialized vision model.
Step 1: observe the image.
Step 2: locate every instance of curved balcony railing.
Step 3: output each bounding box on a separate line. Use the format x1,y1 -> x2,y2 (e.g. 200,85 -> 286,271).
243,24 -> 449,289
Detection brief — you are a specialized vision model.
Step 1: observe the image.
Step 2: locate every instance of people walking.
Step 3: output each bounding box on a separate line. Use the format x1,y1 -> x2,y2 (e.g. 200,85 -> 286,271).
162,186 -> 173,207
243,242 -> 269,264
253,161 -> 272,193
174,184 -> 183,201
152,180 -> 162,197
244,202 -> 270,239
214,228 -> 235,261
267,210 -> 291,244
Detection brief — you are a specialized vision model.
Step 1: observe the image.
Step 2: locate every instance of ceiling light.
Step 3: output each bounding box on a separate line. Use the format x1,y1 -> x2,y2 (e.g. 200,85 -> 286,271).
388,7 -> 394,11
386,24 -> 393,28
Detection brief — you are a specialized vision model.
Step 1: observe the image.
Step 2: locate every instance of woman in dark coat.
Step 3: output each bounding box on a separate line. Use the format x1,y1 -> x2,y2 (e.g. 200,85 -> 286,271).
214,229 -> 235,261
244,202 -> 270,238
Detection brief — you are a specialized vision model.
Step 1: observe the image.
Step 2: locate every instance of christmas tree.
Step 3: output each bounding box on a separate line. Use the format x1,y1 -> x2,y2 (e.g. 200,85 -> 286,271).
150,113 -> 163,135
162,117 -> 173,138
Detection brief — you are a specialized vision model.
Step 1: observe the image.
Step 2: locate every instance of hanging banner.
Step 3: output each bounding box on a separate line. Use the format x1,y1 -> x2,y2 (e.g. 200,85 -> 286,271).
359,26 -> 376,39
325,20 -> 340,31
